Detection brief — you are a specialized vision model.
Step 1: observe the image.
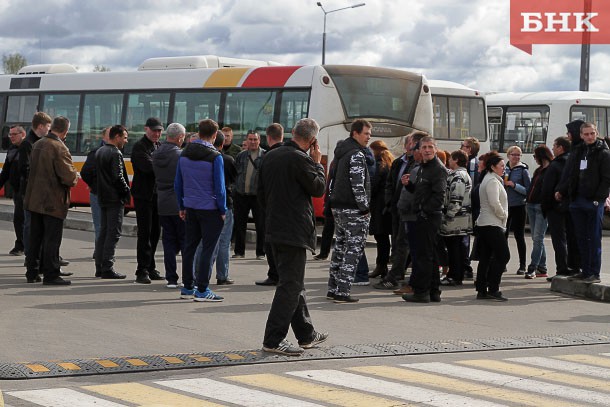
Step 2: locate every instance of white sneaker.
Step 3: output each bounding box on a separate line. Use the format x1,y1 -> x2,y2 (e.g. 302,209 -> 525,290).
352,280 -> 370,286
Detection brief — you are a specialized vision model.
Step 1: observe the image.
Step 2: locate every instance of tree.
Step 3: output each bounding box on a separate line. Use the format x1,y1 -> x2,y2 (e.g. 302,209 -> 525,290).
93,65 -> 111,72
2,53 -> 27,74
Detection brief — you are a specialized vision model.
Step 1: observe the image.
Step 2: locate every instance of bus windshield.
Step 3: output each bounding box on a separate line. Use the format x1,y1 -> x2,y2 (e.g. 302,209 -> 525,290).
325,66 -> 421,124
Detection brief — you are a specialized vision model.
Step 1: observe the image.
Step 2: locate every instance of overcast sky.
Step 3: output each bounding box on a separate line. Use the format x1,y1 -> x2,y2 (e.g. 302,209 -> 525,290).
1,0 -> 609,93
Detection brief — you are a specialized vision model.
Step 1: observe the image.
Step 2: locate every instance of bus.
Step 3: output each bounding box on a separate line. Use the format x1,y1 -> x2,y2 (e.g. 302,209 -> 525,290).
429,79 -> 489,156
0,56 -> 434,217
487,91 -> 610,169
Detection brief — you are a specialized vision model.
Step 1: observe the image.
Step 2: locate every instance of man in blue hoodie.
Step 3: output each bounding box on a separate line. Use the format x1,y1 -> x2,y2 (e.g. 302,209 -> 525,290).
175,119 -> 226,302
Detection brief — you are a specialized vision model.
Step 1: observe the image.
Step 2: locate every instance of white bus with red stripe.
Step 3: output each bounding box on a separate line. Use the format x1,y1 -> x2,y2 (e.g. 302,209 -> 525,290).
0,56 -> 433,216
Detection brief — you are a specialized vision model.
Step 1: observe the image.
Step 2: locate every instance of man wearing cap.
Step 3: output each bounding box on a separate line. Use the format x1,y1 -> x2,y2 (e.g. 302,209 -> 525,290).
153,123 -> 186,288
131,117 -> 164,284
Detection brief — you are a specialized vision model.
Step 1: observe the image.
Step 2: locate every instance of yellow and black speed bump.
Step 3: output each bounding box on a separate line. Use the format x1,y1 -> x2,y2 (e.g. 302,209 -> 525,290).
1,331 -> 610,380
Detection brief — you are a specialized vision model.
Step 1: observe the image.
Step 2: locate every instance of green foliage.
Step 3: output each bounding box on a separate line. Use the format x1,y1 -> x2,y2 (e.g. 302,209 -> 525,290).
2,53 -> 27,74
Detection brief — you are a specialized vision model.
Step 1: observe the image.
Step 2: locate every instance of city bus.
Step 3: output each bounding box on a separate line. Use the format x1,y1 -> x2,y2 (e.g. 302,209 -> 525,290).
487,91 -> 610,169
429,79 -> 489,156
0,56 -> 434,217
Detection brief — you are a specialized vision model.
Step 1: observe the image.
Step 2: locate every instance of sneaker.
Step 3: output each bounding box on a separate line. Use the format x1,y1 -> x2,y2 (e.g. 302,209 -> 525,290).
352,280 -> 370,286
524,271 -> 536,279
166,282 -> 182,289
373,279 -> 399,290
333,294 -> 359,303
262,339 -> 304,356
488,291 -> 508,302
180,287 -> 195,299
135,274 -> 151,284
232,254 -> 245,259
567,272 -> 585,281
583,275 -> 601,284
193,288 -> 224,302
536,272 -> 548,278
256,255 -> 266,260
516,268 -> 526,275
299,331 -> 329,349
313,254 -> 328,260
325,291 -> 335,300
440,276 -> 462,286
9,248 -> 24,256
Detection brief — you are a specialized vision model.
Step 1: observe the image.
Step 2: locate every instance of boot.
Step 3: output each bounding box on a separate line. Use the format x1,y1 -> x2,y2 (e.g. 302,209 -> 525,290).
368,264 -> 388,279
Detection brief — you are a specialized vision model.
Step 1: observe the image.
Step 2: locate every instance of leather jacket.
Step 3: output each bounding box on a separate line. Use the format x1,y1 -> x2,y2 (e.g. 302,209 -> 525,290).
96,144 -> 130,207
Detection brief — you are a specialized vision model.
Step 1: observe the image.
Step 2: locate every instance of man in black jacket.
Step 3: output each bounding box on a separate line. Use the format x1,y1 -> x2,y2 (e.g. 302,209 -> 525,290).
131,117 -> 163,284
95,125 -> 130,280
402,136 -> 447,303
259,118 -> 327,356
0,125 -> 26,255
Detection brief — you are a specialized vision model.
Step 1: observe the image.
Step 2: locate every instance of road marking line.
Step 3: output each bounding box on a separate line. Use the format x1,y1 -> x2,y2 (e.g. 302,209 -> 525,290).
225,353 -> 245,360
160,356 -> 183,364
24,364 -> 49,373
508,356 -> 610,379
349,365 -> 576,407
459,359 -> 610,391
227,373 -> 407,407
189,355 -> 212,362
57,363 -> 80,371
557,354 -> 610,368
406,362 -> 610,405
7,389 -> 126,407
95,360 -> 119,368
157,378 -> 324,407
125,358 -> 147,366
288,369 -> 507,407
84,383 -> 223,407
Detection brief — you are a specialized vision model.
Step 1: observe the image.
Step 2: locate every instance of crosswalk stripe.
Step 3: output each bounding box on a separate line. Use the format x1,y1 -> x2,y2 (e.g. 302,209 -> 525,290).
6,388 -> 126,407
349,365 -> 577,407
557,354 -> 610,368
459,359 -> 610,391
83,383 -> 224,407
406,362 -> 610,405
508,356 -> 610,379
288,369 -> 508,407
227,373 -> 408,407
156,378 -> 324,407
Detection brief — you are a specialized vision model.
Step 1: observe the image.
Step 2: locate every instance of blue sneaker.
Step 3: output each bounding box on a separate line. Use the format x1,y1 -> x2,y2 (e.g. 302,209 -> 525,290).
193,288 -> 224,302
180,287 -> 195,299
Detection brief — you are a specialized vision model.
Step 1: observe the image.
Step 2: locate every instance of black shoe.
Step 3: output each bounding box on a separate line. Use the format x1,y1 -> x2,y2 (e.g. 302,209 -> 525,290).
217,278 -> 235,285
488,291 -> 508,302
464,271 -> 474,280
101,271 -> 127,279
430,291 -> 442,302
372,279 -> 399,290
333,294 -> 359,303
95,271 -> 102,278
43,277 -> 71,286
476,291 -> 491,300
135,274 -> 151,284
59,270 -> 73,277
148,270 -> 164,281
26,275 -> 42,283
326,291 -> 335,299
59,257 -> 70,266
368,265 -> 388,278
9,248 -> 24,256
313,254 -> 328,260
567,272 -> 585,281
402,292 -> 431,303
255,278 -> 277,286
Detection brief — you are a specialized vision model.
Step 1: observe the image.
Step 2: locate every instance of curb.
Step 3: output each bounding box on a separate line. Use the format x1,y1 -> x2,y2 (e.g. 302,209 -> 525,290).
550,276 -> 610,302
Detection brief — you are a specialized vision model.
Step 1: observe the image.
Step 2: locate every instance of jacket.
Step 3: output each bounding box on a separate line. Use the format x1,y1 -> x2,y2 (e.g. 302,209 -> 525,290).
234,147 -> 265,196
329,136 -> 370,212
504,162 -> 530,207
130,135 -> 159,201
257,140 -> 326,251
476,172 -> 508,229
24,133 -> 78,219
17,129 -> 42,196
541,152 -> 568,214
407,156 -> 447,219
369,159 -> 392,235
80,143 -> 104,195
221,152 -> 237,210
384,154 -> 411,211
152,142 -> 182,216
565,138 -> 610,202
440,167 -> 472,236
222,142 -> 242,159
0,144 -> 21,192
397,162 -> 420,221
96,144 -> 131,207
175,140 -> 226,214
526,165 -> 547,205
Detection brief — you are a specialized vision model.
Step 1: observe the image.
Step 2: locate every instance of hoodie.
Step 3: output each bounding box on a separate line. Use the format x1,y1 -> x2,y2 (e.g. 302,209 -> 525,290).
329,136 -> 371,212
152,141 -> 182,216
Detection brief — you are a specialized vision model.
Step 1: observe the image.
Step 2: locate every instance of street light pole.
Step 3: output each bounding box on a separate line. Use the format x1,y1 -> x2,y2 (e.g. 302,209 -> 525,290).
317,2 -> 366,65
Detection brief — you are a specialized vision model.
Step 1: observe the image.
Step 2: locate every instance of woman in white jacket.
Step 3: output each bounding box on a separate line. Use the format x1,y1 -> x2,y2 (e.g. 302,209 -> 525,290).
475,152 -> 510,301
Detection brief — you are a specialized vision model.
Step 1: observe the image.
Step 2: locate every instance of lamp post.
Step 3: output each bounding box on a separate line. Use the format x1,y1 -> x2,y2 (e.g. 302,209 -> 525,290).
317,2 -> 366,65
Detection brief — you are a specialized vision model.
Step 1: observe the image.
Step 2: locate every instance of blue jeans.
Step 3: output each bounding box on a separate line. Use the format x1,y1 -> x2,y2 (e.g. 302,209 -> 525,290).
210,209 -> 234,281
570,197 -> 604,278
526,203 -> 547,270
354,252 -> 369,283
90,192 -> 101,242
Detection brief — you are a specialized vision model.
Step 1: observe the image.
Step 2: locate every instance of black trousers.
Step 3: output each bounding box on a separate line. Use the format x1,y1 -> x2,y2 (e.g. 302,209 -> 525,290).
445,235 -> 465,282
265,241 -> 279,281
95,204 -> 124,274
12,193 -> 24,251
263,243 -> 315,348
317,212 -> 335,258
505,205 -> 527,268
476,225 -> 511,294
373,233 -> 391,266
409,214 -> 441,294
134,197 -> 160,275
25,212 -> 63,280
233,192 -> 265,257
547,209 -> 580,274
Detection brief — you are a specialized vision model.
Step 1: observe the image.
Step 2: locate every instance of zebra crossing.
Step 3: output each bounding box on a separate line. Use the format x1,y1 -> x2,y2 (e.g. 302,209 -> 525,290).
4,352 -> 610,406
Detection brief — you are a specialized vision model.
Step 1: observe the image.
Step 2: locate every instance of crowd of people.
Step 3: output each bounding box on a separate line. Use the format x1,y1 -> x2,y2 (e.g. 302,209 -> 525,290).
1,113 -> 610,355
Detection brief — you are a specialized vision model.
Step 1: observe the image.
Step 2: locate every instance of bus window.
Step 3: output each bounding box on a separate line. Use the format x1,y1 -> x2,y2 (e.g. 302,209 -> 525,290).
278,90 -> 309,136
570,106 -> 608,137
432,96 -> 449,139
0,95 -> 6,152
126,92 -> 170,142
6,95 -> 38,123
504,106 -> 549,153
43,94 -> 81,153
173,91 -> 221,133
82,93 -> 123,154
449,97 -> 486,141
225,91 -> 276,137
488,107 -> 502,151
